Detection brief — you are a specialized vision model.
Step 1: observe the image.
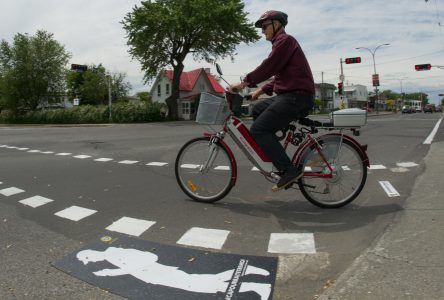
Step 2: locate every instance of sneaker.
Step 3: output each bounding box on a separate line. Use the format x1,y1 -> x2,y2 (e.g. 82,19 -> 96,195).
272,165 -> 303,192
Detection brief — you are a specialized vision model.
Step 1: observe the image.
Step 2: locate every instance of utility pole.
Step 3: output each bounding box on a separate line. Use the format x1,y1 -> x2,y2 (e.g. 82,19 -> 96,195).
107,74 -> 112,122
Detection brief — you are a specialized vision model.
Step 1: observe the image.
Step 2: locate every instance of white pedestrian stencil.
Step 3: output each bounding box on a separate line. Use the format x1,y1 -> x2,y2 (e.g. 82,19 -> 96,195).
177,227 -> 230,250
106,217 -> 155,237
0,187 -> 25,196
268,233 -> 316,254
77,247 -> 271,299
19,195 -> 54,208
55,205 -> 97,221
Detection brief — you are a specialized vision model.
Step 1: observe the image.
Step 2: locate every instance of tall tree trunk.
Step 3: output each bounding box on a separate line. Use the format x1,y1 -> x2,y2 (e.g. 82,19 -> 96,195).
165,63 -> 184,120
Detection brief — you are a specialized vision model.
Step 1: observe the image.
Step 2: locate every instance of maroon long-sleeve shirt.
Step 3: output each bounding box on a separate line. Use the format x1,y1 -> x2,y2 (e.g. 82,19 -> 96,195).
245,30 -> 315,96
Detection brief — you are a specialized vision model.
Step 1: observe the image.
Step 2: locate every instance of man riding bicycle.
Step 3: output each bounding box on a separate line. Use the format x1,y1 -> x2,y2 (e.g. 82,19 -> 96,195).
230,10 -> 315,191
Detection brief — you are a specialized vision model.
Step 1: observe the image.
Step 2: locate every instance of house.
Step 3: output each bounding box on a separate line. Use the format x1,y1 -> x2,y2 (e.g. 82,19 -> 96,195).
149,68 -> 225,120
334,84 -> 369,109
315,83 -> 336,112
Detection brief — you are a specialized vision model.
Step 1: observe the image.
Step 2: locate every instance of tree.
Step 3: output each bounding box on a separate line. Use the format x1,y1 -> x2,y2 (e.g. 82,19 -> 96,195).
0,30 -> 70,113
136,91 -> 151,103
122,0 -> 260,119
66,64 -> 131,105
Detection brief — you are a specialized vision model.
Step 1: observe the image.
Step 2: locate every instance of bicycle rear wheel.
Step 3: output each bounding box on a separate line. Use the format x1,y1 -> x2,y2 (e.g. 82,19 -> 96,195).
175,136 -> 235,203
298,135 -> 367,208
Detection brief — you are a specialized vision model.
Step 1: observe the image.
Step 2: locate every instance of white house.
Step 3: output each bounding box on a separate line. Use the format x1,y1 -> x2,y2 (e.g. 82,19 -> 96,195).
149,68 -> 224,120
334,84 -> 368,109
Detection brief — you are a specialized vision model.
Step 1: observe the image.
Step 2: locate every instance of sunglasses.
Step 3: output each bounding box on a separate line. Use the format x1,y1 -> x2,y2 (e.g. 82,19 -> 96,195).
261,22 -> 273,30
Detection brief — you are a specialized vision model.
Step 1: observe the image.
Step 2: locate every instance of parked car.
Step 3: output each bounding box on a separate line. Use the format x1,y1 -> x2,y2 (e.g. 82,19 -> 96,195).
402,106 -> 414,114
423,104 -> 435,113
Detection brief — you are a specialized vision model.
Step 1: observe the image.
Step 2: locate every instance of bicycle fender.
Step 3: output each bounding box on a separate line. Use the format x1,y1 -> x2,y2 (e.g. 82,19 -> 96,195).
203,133 -> 238,186
317,133 -> 370,167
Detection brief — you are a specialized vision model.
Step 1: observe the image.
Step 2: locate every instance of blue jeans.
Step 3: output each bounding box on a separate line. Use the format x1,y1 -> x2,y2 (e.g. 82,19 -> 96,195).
250,91 -> 314,172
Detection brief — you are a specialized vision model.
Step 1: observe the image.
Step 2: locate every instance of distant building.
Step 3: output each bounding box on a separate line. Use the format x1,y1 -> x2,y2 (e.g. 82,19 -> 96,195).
334,84 -> 369,109
315,83 -> 336,112
149,68 -> 224,120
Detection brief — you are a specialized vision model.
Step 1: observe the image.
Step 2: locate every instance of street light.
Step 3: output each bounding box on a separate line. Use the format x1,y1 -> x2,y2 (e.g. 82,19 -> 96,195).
356,43 -> 390,114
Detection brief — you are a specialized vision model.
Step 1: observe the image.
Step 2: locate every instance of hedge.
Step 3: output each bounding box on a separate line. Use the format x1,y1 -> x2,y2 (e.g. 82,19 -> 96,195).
0,102 -> 165,124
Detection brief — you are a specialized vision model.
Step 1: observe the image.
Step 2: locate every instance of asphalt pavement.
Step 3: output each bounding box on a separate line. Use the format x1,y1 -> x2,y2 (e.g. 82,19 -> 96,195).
318,139 -> 444,299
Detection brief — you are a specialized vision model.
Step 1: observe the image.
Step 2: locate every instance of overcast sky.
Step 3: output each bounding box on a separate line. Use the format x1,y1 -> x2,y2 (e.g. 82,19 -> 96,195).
1,0 -> 443,103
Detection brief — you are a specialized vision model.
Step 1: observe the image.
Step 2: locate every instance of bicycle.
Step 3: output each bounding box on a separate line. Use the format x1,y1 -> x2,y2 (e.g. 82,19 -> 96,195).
175,68 -> 369,208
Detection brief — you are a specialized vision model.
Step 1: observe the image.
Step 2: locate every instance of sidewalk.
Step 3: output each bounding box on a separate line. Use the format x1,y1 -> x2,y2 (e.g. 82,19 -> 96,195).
319,141 -> 444,299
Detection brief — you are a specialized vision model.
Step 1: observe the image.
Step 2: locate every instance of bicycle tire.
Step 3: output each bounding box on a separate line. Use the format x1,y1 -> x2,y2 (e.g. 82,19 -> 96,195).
297,135 -> 367,208
175,136 -> 235,203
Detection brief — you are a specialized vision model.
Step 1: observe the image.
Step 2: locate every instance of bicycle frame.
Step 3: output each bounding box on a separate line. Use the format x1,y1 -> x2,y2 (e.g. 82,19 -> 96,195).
201,92 -> 369,184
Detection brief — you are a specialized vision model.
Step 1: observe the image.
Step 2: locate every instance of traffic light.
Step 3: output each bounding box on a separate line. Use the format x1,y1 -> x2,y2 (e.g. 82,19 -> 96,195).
71,64 -> 88,72
415,64 -> 431,71
345,57 -> 362,64
338,82 -> 343,95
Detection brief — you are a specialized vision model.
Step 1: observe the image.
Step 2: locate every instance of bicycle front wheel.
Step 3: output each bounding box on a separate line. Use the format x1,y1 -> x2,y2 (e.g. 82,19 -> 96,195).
175,136 -> 235,203
298,135 -> 367,208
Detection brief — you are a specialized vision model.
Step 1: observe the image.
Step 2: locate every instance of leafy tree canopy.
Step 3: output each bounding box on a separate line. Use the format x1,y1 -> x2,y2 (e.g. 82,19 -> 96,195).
122,0 -> 260,119
66,64 -> 131,106
0,30 -> 70,113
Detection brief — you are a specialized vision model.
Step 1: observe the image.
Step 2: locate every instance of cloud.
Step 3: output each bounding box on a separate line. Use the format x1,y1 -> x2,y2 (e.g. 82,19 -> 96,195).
1,0 -> 443,102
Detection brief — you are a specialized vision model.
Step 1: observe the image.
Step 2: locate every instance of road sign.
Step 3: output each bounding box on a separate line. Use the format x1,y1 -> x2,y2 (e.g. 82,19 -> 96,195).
339,74 -> 345,81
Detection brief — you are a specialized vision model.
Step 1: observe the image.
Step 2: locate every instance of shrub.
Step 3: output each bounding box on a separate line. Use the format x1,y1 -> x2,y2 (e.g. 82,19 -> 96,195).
0,102 -> 165,124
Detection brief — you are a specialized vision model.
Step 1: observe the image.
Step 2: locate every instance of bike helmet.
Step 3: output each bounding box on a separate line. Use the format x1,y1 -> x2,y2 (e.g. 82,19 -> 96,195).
254,10 -> 288,28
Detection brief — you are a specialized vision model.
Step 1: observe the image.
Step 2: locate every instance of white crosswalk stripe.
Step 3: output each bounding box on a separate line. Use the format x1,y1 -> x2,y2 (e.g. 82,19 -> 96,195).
19,195 -> 54,208
177,227 -> 230,250
0,187 -> 25,196
106,217 -> 156,237
268,233 -> 316,254
54,205 -> 97,221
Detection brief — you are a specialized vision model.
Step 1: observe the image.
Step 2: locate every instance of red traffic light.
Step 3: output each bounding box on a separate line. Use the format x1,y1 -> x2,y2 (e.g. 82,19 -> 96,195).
338,82 -> 343,95
345,57 -> 362,64
415,64 -> 431,71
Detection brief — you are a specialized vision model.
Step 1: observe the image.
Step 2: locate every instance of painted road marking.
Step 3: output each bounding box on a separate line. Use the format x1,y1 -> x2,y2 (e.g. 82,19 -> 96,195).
56,153 -> 72,156
177,227 -> 230,250
396,162 -> 419,168
27,150 -> 41,153
146,162 -> 168,166
106,217 -> 156,237
118,160 -> 139,165
19,195 -> 54,208
55,205 -> 97,221
369,164 -> 386,170
94,158 -> 113,162
268,233 -> 316,254
73,155 -> 92,159
0,187 -> 25,196
424,117 -> 442,144
41,151 -> 55,154
379,181 -> 400,197
214,166 -> 230,170
181,164 -> 201,169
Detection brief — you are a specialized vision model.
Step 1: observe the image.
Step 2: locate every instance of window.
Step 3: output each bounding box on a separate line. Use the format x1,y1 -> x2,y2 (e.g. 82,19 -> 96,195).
157,84 -> 161,97
182,102 -> 190,115
166,84 -> 170,95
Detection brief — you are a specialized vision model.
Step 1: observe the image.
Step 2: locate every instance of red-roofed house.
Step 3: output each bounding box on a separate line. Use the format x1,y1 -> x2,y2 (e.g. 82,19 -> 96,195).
149,67 -> 225,120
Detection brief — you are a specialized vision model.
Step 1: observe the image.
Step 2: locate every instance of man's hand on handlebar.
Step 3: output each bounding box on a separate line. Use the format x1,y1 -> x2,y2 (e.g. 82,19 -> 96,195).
249,88 -> 263,100
228,81 -> 246,94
